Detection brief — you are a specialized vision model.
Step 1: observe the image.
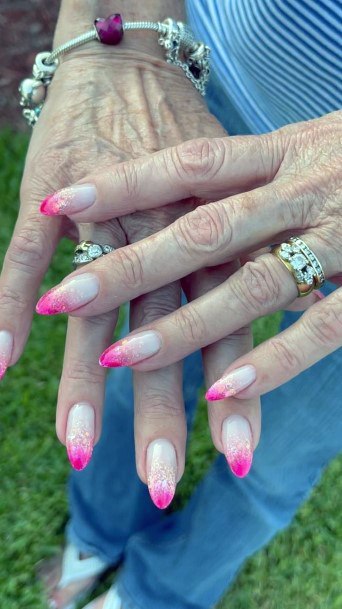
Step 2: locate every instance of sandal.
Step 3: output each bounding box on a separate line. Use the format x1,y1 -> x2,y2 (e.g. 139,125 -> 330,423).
84,585 -> 123,609
37,542 -> 110,609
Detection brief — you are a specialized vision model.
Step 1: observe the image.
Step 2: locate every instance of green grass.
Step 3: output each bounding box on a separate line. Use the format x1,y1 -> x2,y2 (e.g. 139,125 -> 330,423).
0,130 -> 341,609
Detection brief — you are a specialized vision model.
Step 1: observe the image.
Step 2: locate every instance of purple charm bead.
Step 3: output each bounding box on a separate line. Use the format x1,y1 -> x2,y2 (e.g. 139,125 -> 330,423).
94,14 -> 124,45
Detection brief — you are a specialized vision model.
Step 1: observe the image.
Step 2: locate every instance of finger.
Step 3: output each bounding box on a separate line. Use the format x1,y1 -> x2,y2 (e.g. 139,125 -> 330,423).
35,181 -> 316,318
56,312 -> 118,469
0,192 -> 63,376
205,287 -> 342,401
98,235 -> 334,371
130,277 -> 185,508
183,262 -> 261,478
285,289 -> 325,311
38,133 -> 285,221
56,221 -> 126,470
134,363 -> 186,510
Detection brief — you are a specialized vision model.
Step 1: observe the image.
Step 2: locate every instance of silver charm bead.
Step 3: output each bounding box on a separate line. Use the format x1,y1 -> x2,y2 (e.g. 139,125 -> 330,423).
19,78 -> 46,105
73,241 -> 115,268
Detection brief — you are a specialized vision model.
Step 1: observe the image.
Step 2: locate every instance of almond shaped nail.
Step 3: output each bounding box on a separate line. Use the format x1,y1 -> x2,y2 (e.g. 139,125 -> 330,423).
99,331 -> 162,367
0,330 -> 13,380
40,184 -> 96,216
36,273 -> 100,315
66,403 -> 95,471
222,415 -> 253,478
206,365 -> 257,401
147,439 -> 177,509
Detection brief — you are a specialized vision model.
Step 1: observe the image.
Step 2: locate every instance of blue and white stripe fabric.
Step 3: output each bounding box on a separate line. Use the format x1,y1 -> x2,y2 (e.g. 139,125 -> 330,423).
186,0 -> 342,134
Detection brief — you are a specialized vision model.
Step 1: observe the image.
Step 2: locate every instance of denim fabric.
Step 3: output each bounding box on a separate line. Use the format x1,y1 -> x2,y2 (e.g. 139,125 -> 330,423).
67,76 -> 342,609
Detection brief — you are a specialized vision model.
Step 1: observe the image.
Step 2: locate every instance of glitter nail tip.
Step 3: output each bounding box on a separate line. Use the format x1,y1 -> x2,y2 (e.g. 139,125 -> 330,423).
222,415 -> 253,478
36,273 -> 100,315
66,403 -> 95,471
149,483 -> 175,510
0,330 -> 13,381
40,184 -> 96,216
147,439 -> 177,510
205,365 -> 257,401
67,444 -> 93,471
99,331 -> 162,368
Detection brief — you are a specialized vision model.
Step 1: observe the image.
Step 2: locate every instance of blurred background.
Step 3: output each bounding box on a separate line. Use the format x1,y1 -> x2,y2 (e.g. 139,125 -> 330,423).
0,2 -> 341,608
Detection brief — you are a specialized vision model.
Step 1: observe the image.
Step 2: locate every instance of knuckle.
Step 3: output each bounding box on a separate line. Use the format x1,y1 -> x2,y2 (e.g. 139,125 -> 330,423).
232,260 -> 281,314
172,137 -> 225,182
7,223 -> 48,272
302,300 -> 342,347
22,147 -> 72,197
174,305 -> 206,345
118,161 -> 140,201
267,336 -> 302,373
0,285 -> 29,315
115,246 -> 144,291
63,358 -> 104,384
138,388 -> 183,420
173,203 -> 231,259
134,285 -> 179,325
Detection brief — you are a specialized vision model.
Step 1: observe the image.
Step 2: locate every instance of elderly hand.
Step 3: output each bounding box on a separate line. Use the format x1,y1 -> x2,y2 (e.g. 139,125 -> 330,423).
0,0 -> 254,509
38,111 -> 342,481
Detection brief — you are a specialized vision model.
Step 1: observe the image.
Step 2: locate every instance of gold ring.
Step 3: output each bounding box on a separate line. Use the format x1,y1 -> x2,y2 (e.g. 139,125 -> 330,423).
271,237 -> 325,297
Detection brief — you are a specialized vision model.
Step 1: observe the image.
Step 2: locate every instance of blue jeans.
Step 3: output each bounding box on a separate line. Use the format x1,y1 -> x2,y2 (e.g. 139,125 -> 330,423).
67,77 -> 342,609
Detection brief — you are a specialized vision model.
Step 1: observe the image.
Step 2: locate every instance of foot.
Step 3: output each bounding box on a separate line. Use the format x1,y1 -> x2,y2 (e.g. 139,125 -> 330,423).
37,551 -> 100,609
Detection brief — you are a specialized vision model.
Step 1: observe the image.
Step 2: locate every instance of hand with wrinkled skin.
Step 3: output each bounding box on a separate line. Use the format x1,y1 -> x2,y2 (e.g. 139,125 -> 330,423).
38,110 -> 342,462
0,0 -> 260,507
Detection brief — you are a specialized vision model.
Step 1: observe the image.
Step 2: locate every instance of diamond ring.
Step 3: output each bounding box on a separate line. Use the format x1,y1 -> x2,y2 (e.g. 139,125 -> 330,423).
73,240 -> 115,269
271,237 -> 325,297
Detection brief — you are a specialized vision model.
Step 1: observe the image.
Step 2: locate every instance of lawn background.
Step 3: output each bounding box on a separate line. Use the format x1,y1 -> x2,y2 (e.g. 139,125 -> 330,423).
0,130 -> 341,609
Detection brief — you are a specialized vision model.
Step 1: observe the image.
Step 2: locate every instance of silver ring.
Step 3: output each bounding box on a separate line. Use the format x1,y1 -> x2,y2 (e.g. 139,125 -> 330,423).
73,240 -> 115,269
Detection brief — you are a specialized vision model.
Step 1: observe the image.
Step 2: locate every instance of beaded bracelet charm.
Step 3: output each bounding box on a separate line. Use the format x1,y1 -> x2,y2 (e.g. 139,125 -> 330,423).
19,14 -> 211,127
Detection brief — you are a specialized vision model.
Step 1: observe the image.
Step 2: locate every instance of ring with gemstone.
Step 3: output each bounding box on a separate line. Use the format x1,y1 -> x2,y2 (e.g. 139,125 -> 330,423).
73,240 -> 115,268
270,237 -> 325,297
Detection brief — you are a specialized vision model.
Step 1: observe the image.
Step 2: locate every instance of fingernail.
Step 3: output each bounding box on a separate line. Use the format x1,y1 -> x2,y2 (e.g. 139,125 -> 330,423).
313,289 -> 325,301
0,330 -> 13,380
99,331 -> 162,367
205,364 -> 257,401
36,273 -> 99,315
222,415 -> 253,478
147,439 -> 177,509
66,403 -> 95,471
40,184 -> 96,216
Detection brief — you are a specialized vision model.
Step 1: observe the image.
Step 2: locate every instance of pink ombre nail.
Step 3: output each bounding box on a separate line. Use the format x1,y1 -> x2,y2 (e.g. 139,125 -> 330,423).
147,439 -> 177,509
40,184 -> 96,216
36,273 -> 99,315
66,403 -> 95,471
205,365 -> 257,401
0,330 -> 13,380
313,290 -> 325,301
222,415 -> 253,478
99,331 -> 162,368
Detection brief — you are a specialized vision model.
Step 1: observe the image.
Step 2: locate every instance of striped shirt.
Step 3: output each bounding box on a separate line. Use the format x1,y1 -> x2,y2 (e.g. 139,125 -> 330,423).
186,0 -> 342,133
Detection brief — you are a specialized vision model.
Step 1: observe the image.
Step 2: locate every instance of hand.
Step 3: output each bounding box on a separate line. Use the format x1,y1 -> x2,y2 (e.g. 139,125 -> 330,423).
37,111 -> 341,469
1,0 -> 257,506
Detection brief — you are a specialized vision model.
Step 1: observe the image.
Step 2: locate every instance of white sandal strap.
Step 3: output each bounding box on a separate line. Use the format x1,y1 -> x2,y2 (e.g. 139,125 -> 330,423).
58,543 -> 109,588
103,586 -> 122,609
